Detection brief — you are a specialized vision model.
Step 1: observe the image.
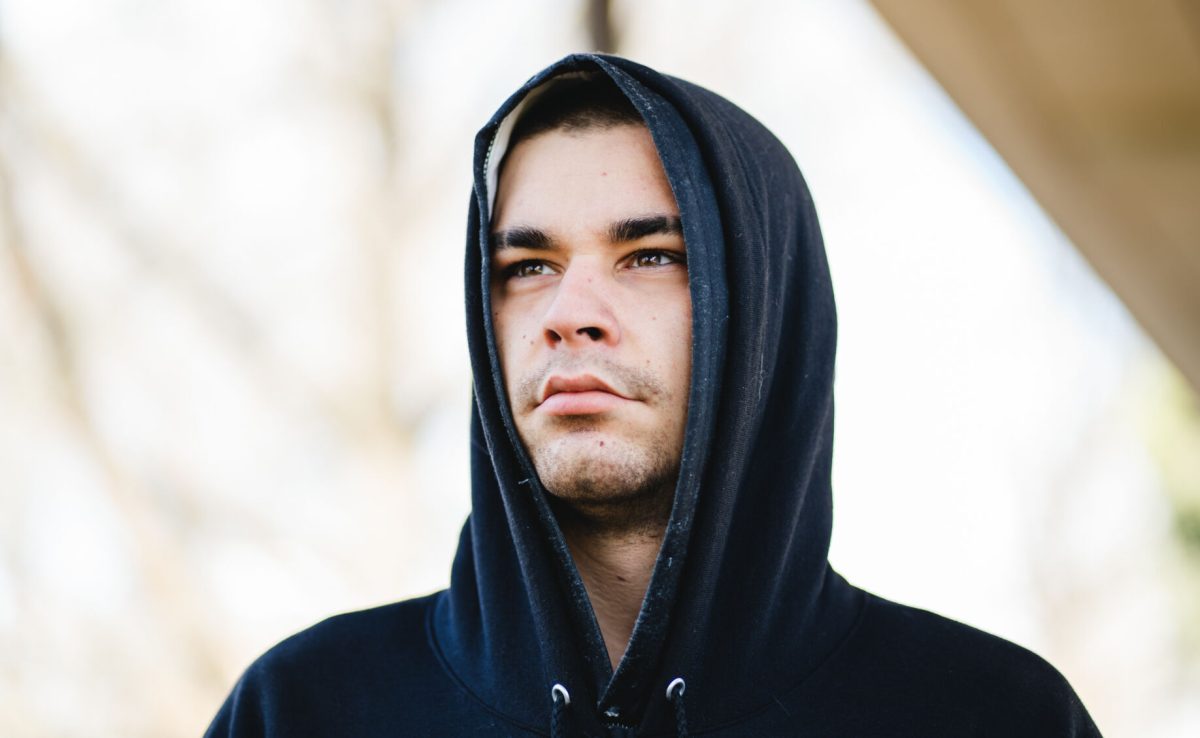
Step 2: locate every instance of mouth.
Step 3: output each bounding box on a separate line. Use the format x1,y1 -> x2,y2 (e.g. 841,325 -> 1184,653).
538,373 -> 632,416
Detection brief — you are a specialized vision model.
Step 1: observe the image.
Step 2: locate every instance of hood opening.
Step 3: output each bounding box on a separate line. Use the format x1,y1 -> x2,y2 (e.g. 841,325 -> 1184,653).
434,53 -> 859,736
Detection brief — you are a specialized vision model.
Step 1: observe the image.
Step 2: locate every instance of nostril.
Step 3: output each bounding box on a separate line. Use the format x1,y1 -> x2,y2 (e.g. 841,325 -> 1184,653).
578,326 -> 603,341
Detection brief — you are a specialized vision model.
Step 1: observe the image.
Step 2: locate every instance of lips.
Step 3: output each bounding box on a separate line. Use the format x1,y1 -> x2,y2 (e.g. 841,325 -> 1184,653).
538,374 -> 631,416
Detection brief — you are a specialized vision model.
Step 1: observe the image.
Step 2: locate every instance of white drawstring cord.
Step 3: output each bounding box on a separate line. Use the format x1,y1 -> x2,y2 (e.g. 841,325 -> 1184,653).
666,677 -> 688,737
550,683 -> 571,738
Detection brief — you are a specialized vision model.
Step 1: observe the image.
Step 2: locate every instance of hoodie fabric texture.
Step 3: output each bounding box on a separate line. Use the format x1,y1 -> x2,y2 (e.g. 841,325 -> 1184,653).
205,54 -> 1101,737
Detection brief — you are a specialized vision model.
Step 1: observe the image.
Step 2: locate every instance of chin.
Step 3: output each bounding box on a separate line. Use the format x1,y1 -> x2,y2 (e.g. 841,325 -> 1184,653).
531,431 -> 669,502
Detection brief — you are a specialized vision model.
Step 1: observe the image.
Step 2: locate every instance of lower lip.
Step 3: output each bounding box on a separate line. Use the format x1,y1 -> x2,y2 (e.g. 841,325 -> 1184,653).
539,391 -> 628,416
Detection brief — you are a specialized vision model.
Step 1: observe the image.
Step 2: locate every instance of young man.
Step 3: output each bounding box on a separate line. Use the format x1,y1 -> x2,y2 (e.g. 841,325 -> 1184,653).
206,55 -> 1100,737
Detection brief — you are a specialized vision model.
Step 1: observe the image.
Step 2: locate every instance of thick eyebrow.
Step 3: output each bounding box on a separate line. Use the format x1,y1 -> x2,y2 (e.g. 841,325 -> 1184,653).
491,226 -> 557,251
608,215 -> 683,243
490,214 -> 683,251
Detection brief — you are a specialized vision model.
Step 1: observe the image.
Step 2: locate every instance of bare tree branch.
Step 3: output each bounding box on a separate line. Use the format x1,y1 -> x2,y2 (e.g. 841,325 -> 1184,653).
0,47 -> 228,697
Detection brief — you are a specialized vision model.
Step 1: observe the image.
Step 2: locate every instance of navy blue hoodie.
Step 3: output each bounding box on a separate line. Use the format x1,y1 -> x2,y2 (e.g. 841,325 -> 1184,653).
205,54 -> 1101,737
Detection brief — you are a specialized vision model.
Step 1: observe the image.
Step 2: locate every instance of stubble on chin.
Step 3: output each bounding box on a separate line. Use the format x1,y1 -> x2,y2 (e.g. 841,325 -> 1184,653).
532,430 -> 680,539
509,354 -> 685,537
540,436 -> 681,540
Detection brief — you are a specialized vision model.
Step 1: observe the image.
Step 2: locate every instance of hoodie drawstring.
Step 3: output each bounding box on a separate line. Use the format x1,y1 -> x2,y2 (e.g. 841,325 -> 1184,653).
551,683 -> 571,738
549,679 -> 688,737
666,677 -> 688,738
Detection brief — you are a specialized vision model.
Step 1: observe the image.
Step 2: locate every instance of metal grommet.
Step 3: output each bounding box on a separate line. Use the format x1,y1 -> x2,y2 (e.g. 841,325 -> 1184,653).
551,683 -> 571,706
666,677 -> 686,701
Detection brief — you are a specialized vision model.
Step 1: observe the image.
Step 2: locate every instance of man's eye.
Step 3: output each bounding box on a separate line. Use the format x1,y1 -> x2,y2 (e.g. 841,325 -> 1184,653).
505,260 -> 551,279
630,251 -> 684,269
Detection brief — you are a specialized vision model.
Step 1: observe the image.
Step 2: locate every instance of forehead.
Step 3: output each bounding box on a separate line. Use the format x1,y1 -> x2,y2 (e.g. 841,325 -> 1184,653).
492,125 -> 678,233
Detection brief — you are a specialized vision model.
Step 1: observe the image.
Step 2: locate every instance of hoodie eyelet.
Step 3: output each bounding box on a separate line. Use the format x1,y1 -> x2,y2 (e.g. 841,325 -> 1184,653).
666,677 -> 686,701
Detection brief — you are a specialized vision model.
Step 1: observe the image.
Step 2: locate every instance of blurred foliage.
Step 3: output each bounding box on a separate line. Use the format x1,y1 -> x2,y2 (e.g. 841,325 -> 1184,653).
1147,369 -> 1200,551
1144,364 -> 1200,653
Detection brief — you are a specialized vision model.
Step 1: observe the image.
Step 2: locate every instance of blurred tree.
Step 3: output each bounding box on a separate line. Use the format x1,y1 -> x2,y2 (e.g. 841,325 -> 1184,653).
1146,365 -> 1200,654
586,0 -> 617,53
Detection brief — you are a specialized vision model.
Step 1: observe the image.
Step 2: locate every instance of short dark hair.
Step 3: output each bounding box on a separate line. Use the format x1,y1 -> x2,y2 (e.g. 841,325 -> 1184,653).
506,73 -> 644,150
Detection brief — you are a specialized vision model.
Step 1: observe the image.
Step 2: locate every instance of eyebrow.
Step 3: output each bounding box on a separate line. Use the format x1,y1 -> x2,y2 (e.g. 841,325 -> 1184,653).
492,225 -> 556,251
492,214 -> 682,251
608,215 -> 683,243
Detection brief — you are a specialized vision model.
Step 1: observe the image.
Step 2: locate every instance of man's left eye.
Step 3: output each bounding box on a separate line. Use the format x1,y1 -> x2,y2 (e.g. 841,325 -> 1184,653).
630,251 -> 684,268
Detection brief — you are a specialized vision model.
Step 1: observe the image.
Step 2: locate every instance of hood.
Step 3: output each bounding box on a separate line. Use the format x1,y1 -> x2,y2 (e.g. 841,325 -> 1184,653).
432,53 -> 859,736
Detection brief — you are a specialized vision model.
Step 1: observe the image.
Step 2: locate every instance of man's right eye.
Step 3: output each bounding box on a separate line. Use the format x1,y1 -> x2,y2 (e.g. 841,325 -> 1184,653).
504,260 -> 551,279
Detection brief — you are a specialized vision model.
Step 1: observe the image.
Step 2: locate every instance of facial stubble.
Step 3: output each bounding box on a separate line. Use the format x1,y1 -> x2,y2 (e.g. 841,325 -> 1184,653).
513,355 -> 685,539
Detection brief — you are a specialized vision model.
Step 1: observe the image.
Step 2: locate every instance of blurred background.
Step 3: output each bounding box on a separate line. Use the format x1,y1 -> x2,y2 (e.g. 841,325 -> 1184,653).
1,0 -> 1197,735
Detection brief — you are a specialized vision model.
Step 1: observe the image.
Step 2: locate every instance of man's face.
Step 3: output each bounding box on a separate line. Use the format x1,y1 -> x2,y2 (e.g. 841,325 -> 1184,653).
490,124 -> 691,521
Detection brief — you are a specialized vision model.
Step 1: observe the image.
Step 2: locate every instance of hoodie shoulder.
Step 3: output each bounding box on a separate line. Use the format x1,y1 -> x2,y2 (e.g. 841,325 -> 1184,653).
203,593 -> 528,738
263,594 -> 435,670
777,591 -> 1102,737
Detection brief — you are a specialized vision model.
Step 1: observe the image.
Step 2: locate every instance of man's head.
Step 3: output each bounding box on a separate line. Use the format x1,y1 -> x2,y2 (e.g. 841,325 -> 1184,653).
489,76 -> 691,535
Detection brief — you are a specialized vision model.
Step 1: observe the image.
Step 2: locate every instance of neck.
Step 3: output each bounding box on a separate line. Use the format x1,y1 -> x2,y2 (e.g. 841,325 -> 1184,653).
560,520 -> 665,672
547,475 -> 676,671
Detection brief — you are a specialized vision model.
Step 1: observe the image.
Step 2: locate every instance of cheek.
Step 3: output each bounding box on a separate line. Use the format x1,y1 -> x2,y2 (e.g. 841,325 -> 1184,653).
636,291 -> 692,396
669,291 -> 693,394
492,304 -> 537,385
668,318 -> 693,399
490,301 -> 512,372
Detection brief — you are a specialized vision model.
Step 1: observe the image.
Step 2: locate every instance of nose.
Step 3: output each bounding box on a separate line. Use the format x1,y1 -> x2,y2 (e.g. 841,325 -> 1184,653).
541,260 -> 621,348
